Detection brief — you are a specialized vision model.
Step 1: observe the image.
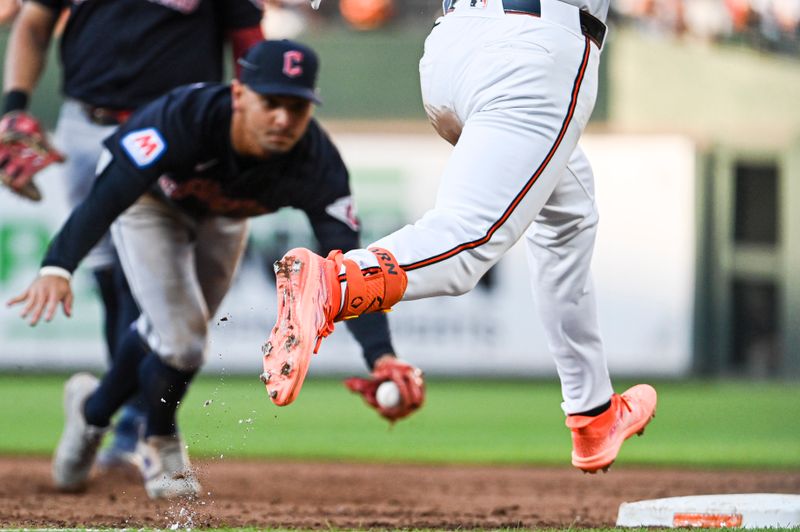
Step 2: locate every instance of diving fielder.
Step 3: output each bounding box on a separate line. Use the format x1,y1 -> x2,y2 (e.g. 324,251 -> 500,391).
7,39 -> 424,499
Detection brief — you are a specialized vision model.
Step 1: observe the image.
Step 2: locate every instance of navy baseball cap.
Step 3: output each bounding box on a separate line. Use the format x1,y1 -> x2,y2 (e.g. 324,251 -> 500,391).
238,39 -> 322,105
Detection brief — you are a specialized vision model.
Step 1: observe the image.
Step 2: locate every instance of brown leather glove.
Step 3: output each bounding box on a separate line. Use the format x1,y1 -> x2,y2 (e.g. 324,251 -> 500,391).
345,355 -> 425,423
0,111 -> 65,201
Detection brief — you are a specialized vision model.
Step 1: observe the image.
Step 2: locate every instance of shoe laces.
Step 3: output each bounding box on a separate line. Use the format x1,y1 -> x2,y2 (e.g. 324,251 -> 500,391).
314,318 -> 336,353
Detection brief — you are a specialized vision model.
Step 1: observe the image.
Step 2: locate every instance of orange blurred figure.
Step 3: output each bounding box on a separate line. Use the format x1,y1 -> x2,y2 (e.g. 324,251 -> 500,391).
724,0 -> 752,31
340,0 -> 394,30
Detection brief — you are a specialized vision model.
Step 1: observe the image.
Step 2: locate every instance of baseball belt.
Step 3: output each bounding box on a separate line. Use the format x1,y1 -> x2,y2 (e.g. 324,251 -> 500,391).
80,103 -> 134,126
442,0 -> 607,48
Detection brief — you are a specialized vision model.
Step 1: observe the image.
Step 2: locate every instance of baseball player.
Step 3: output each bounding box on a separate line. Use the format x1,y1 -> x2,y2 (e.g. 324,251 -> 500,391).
0,0 -> 264,467
260,0 -> 658,473
7,39 -> 424,498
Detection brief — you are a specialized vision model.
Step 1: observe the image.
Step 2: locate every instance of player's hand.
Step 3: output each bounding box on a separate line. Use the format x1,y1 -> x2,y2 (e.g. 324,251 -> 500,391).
345,355 -> 425,423
0,111 -> 66,201
6,274 -> 73,326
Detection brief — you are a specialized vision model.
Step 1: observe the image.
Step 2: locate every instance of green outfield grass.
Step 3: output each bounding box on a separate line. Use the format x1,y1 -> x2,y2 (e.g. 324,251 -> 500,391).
0,374 -> 798,468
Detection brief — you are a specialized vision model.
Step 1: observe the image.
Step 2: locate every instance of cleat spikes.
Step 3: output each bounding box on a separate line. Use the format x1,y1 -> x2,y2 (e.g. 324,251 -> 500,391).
273,261 -> 281,274
261,341 -> 273,356
262,248 -> 336,406
259,371 -> 271,384
284,335 -> 297,351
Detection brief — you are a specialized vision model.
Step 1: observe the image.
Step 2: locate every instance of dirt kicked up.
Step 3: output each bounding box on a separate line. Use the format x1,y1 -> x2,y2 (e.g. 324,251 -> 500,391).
1,456 -> 798,529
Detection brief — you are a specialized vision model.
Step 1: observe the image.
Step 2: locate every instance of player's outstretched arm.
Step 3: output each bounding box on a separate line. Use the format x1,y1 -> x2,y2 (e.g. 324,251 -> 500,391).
6,273 -> 73,326
303,154 -> 423,419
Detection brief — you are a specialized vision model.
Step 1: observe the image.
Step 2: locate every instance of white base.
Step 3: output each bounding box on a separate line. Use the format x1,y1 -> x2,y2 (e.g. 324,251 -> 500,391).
617,493 -> 800,528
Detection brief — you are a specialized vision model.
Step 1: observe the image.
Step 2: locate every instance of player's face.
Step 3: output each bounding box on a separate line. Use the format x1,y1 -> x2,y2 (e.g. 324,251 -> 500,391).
232,81 -> 314,157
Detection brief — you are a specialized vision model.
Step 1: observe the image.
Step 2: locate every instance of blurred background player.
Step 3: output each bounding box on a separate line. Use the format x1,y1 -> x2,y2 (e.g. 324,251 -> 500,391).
0,0 -> 264,469
7,39 -> 423,498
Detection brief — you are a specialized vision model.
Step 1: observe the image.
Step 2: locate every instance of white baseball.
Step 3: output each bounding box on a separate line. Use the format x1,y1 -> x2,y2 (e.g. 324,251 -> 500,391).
375,381 -> 401,409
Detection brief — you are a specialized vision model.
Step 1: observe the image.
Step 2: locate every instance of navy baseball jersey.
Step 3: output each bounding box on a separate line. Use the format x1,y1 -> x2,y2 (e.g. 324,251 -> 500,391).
43,83 -> 360,273
30,0 -> 262,109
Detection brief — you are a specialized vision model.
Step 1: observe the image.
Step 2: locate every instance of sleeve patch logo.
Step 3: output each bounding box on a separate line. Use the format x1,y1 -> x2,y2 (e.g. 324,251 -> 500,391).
325,195 -> 360,231
121,128 -> 167,168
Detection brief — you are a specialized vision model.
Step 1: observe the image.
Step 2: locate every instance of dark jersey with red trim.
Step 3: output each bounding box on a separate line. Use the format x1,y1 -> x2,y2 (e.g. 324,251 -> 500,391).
43,83 -> 359,272
29,0 -> 262,109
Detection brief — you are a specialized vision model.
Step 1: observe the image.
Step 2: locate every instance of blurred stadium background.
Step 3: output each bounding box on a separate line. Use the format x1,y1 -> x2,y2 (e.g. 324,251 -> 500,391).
1,0 -> 799,383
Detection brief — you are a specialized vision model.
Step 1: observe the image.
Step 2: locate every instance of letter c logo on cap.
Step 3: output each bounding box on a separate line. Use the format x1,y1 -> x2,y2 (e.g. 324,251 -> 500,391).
283,50 -> 304,77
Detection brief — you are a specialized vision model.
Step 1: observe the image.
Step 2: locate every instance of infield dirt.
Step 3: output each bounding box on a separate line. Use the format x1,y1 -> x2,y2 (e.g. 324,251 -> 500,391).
1,457 -> 798,529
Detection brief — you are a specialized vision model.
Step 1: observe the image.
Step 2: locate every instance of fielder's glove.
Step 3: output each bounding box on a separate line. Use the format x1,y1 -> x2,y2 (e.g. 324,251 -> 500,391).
345,356 -> 425,423
0,111 -> 65,201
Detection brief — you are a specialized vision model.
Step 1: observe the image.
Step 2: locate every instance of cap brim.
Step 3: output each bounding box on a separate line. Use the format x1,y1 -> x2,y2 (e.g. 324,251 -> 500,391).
247,83 -> 322,105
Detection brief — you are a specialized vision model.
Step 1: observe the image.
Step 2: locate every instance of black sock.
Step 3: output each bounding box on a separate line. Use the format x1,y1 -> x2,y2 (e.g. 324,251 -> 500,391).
92,261 -> 140,360
138,354 -> 197,438
111,260 -> 139,355
83,328 -> 150,427
344,313 -> 394,369
573,399 -> 612,417
92,267 -> 117,361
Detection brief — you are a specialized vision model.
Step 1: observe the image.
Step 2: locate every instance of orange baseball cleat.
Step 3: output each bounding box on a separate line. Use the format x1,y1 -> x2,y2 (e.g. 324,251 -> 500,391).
260,248 -> 341,406
260,246 -> 407,407
566,384 -> 657,473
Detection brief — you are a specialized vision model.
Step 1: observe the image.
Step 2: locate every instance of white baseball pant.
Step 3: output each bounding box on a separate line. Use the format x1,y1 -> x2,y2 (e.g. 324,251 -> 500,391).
348,0 -> 613,413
